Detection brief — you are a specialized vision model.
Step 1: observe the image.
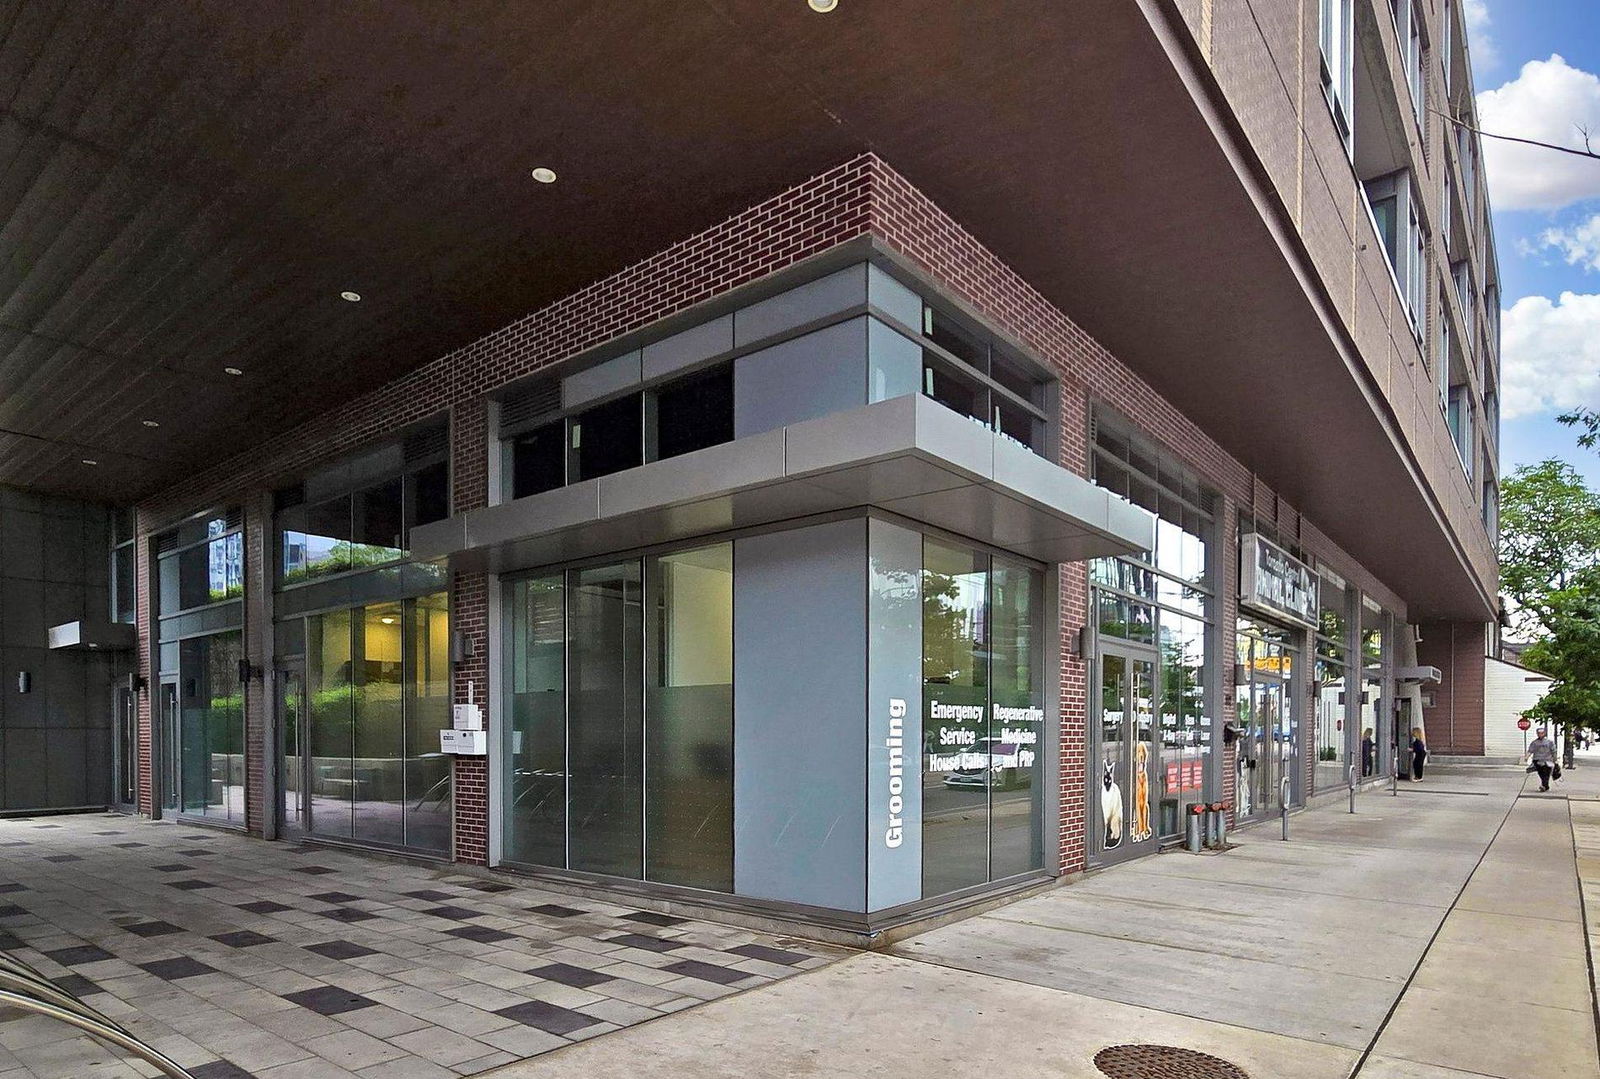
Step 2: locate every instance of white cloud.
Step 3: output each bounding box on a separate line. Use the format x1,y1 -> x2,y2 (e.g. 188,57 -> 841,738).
1477,55 -> 1600,212
1463,0 -> 1498,72
1540,213 -> 1600,272
1501,292 -> 1600,419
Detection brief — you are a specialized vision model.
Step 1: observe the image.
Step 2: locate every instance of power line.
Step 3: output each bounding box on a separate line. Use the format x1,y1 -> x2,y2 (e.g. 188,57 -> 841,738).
1431,107 -> 1600,162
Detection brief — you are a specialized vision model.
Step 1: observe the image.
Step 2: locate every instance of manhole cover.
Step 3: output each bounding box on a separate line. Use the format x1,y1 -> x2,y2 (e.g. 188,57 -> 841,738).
1093,1044 -> 1249,1079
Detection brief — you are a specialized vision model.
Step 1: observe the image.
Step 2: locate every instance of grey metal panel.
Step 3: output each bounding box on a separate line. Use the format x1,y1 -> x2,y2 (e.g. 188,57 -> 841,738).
468,481 -> 601,550
733,318 -> 869,440
733,263 -> 867,347
865,518 -> 922,912
641,314 -> 733,382
46,620 -> 137,651
407,514 -> 469,562
562,350 -> 642,411
785,394 -> 991,483
734,520 -> 867,911
868,263 -> 924,329
599,431 -> 785,519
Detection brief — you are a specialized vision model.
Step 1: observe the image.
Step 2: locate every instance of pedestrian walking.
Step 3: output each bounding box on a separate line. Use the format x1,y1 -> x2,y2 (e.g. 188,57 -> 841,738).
1361,727 -> 1375,778
1525,727 -> 1557,792
1409,727 -> 1427,782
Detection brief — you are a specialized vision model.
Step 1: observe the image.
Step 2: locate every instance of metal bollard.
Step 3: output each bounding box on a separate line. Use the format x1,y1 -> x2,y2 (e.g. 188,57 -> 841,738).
1186,806 -> 1204,853
1279,777 -> 1291,841
1348,763 -> 1357,814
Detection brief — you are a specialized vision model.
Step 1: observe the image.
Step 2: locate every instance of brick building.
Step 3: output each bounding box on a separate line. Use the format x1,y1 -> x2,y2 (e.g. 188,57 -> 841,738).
2,0 -> 1500,935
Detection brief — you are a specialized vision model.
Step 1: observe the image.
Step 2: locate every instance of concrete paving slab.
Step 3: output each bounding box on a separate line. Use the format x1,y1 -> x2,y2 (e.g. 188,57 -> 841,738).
482,951 -> 1360,1079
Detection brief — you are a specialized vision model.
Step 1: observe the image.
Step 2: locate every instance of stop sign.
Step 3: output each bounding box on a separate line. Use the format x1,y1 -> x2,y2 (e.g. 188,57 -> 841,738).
1517,717 -> 1531,731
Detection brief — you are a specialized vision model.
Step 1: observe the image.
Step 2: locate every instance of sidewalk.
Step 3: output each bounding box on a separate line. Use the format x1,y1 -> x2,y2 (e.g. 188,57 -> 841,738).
487,763 -> 1600,1079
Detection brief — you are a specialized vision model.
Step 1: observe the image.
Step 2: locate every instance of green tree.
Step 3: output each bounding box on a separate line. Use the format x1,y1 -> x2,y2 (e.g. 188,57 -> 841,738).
1522,566 -> 1600,750
1559,406 -> 1600,451
1499,460 -> 1600,638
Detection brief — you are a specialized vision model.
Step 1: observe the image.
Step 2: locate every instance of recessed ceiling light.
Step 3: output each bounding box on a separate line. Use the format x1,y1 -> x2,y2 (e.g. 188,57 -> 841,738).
340,290 -> 362,302
530,167 -> 557,184
224,366 -> 243,376
380,616 -> 396,625
81,459 -> 98,466
808,0 -> 838,11
141,420 -> 160,428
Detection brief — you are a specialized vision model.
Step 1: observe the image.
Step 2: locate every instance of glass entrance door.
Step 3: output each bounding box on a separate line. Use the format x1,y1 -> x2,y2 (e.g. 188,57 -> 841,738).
113,685 -> 138,809
279,665 -> 307,835
1234,620 -> 1301,819
1094,649 -> 1158,861
158,679 -> 179,815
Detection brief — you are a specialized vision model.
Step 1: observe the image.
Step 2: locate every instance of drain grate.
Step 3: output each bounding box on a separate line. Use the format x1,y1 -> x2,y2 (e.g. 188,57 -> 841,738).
1093,1044 -> 1249,1079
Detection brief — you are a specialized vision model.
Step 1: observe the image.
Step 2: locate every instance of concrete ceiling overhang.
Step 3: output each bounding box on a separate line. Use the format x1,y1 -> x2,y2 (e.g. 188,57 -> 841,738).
1,0 -> 1488,616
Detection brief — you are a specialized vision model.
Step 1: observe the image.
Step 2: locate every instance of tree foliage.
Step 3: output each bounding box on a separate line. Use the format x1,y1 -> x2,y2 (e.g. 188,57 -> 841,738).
1498,459 -> 1600,638
1522,565 -> 1600,736
1558,406 -> 1600,452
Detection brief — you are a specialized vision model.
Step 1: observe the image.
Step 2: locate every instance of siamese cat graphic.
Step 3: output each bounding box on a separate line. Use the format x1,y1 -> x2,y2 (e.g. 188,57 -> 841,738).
1131,742 -> 1153,842
1100,760 -> 1124,849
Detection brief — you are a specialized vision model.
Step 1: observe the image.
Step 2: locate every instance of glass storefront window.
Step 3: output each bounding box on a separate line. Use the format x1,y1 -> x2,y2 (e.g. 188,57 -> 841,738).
645,546 -> 733,890
353,602 -> 406,847
505,575 -> 568,869
308,608 -> 355,839
177,631 -> 243,822
406,593 -> 453,852
988,559 -> 1044,879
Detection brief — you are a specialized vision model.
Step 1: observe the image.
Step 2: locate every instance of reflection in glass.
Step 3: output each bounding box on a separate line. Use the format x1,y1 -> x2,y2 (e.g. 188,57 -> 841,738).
568,563 -> 643,877
570,394 -> 643,483
352,482 -> 405,568
308,608 -> 355,838
652,367 -> 734,463
506,576 -> 567,868
283,669 -> 304,831
646,545 -> 733,890
353,603 -> 406,847
177,631 -> 243,822
406,594 -> 453,853
989,559 -> 1043,878
922,540 -> 990,897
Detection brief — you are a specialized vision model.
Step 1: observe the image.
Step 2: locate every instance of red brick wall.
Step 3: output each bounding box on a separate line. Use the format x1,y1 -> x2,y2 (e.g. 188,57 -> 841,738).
1418,621 -> 1487,755
130,151 -> 1412,877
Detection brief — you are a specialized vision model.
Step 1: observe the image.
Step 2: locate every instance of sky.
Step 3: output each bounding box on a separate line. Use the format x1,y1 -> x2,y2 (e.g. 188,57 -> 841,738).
1470,0 -> 1600,486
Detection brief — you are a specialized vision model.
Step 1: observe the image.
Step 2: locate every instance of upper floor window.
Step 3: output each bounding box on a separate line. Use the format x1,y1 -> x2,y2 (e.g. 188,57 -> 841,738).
1447,385 -> 1473,478
157,512 -> 243,615
1391,0 -> 1425,128
1319,0 -> 1355,148
1366,172 -> 1426,331
277,424 -> 450,587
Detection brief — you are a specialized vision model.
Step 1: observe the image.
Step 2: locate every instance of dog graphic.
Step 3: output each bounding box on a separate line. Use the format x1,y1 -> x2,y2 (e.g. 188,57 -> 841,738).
1101,760 -> 1124,849
1131,742 -> 1152,842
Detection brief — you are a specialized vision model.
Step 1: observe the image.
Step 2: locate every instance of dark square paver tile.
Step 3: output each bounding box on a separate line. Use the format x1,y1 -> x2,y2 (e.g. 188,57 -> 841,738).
294,866 -> 336,876
0,884 -> 25,893
139,957 -> 217,981
402,889 -> 456,901
445,925 -> 514,944
152,864 -> 191,873
466,881 -> 514,894
307,891 -> 363,905
422,905 -> 484,921
191,1061 -> 255,1079
112,842 -> 146,848
51,973 -> 102,998
662,959 -> 752,985
622,911 -> 687,928
93,830 -> 123,836
304,940 -> 377,960
494,999 -> 601,1036
44,854 -> 81,863
282,985 -> 377,1016
123,920 -> 186,938
168,879 -> 217,891
528,962 -> 614,989
237,900 -> 292,915
527,903 -> 586,918
0,904 -> 27,918
178,848 -> 217,856
725,943 -> 812,966
316,907 -> 377,923
212,931 -> 276,948
44,945 -> 114,967
604,933 -> 685,953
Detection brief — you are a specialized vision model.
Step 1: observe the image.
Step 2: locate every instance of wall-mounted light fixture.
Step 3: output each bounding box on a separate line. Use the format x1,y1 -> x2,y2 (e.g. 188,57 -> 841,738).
451,632 -> 477,663
16,671 -> 31,694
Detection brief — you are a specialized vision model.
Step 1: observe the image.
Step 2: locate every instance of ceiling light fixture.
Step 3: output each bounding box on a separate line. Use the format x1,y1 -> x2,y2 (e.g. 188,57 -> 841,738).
530,167 -> 557,184
141,420 -> 160,428
81,459 -> 98,466
808,0 -> 838,11
340,290 -> 362,302
224,366 -> 243,376
380,616 -> 396,625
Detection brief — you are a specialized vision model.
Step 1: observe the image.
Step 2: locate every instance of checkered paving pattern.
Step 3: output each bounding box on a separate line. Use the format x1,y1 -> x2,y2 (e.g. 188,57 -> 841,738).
0,814 -> 841,1078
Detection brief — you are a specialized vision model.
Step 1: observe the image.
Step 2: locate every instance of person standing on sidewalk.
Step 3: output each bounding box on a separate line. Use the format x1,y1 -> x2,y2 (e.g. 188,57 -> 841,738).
1526,727 -> 1557,792
1409,727 -> 1428,782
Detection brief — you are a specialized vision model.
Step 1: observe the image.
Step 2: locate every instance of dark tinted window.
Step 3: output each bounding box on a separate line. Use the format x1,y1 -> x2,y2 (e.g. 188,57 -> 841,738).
114,545 -> 134,622
352,480 -> 404,566
924,359 -> 987,428
924,309 -> 988,371
652,366 -> 734,462
512,422 -> 566,499
410,460 -> 450,527
570,394 -> 642,482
